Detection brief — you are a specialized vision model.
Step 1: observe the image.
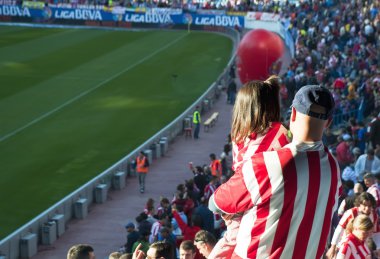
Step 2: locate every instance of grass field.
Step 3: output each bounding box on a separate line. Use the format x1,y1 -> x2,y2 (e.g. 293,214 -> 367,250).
0,25 -> 232,239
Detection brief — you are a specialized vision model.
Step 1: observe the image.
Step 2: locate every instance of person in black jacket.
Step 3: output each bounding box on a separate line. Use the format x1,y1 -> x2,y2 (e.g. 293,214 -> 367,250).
136,212 -> 152,237
124,222 -> 140,253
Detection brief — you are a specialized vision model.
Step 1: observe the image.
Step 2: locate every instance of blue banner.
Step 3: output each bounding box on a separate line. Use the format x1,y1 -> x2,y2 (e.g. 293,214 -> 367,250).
0,5 -> 41,17
124,11 -> 174,24
52,7 -> 105,21
0,5 -> 245,27
181,13 -> 243,27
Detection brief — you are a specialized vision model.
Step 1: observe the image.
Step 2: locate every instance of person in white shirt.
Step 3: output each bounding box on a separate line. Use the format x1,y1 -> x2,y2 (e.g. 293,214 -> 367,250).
364,19 -> 374,36
342,165 -> 357,184
355,149 -> 380,182
364,173 -> 380,208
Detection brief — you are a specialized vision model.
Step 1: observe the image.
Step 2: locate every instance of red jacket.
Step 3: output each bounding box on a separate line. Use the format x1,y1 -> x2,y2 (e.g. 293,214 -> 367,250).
172,210 -> 201,241
172,210 -> 204,259
336,142 -> 354,165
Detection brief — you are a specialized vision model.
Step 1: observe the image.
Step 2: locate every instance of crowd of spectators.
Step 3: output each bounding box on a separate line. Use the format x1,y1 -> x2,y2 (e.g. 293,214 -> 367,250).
278,0 -> 379,128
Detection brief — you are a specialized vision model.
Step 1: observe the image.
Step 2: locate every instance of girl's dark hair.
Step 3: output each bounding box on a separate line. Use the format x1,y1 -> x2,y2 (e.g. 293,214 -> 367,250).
136,212 -> 147,223
354,192 -> 377,209
344,195 -> 357,211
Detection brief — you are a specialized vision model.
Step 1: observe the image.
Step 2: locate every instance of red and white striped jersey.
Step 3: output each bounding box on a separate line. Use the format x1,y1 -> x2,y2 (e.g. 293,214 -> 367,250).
340,208 -> 378,230
210,141 -> 341,259
336,233 -> 371,259
149,221 -> 162,243
340,208 -> 359,229
331,207 -> 379,246
232,122 -> 289,172
367,184 -> 380,207
204,183 -> 217,200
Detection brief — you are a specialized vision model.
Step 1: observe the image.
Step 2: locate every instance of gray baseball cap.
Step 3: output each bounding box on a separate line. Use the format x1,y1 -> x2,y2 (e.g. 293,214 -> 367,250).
292,85 -> 335,120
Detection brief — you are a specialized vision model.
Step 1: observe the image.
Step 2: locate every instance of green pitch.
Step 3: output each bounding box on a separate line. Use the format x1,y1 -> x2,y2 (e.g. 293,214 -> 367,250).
0,26 -> 232,239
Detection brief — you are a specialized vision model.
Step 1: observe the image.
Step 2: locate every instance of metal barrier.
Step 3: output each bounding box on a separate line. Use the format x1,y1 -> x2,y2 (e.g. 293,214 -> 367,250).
333,109 -> 359,126
332,101 -> 364,127
0,26 -> 240,259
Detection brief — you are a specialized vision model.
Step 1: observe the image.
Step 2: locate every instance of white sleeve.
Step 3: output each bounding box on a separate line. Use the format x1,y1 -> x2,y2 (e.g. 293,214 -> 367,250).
373,160 -> 380,174
367,188 -> 378,202
331,225 -> 344,246
335,251 -> 347,259
354,158 -> 361,178
338,200 -> 346,217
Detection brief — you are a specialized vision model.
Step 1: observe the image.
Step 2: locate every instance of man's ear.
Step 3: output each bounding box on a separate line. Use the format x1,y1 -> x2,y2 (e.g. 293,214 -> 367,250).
291,107 -> 297,122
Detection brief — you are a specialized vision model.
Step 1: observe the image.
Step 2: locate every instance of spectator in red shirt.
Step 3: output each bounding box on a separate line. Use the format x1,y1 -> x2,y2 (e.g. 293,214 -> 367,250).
336,134 -> 355,170
172,207 -> 203,259
172,207 -> 202,243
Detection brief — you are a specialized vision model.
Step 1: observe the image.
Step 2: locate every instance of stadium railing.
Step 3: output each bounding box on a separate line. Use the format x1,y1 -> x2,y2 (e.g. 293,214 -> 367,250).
332,99 -> 365,127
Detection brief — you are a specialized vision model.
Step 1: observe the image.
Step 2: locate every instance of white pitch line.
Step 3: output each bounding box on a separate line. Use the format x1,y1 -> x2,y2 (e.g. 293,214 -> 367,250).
0,33 -> 188,143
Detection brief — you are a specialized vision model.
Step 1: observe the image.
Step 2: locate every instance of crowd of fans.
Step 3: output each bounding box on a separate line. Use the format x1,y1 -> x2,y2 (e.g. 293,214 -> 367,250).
64,1 -> 380,259
278,0 -> 379,127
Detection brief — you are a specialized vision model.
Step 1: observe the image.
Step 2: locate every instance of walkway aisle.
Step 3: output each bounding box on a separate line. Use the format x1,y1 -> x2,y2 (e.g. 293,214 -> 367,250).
34,92 -> 233,259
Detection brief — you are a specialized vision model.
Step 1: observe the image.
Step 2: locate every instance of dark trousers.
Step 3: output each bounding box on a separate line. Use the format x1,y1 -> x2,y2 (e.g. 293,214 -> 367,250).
138,172 -> 146,190
194,123 -> 200,139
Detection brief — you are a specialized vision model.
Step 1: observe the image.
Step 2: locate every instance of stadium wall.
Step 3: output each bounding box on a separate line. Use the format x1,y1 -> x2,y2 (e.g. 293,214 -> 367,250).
0,21 -> 240,259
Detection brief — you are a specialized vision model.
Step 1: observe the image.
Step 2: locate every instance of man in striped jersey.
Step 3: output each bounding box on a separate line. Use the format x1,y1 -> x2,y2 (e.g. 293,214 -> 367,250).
203,176 -> 218,201
364,173 -> 380,208
209,85 -> 341,258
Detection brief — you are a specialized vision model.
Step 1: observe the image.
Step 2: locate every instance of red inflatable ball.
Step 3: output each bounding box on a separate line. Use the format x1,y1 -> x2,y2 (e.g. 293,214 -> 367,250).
237,29 -> 285,83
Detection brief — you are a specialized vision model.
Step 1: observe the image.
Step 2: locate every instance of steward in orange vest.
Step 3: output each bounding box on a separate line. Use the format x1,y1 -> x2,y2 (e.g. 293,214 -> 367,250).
136,152 -> 149,193
136,152 -> 149,174
209,153 -> 221,177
